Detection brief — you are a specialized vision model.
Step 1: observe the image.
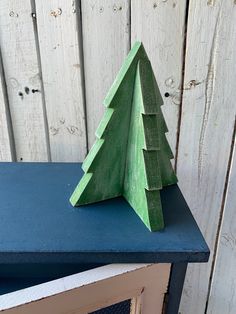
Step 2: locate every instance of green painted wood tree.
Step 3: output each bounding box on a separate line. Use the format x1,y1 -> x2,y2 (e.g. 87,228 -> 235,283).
70,42 -> 177,231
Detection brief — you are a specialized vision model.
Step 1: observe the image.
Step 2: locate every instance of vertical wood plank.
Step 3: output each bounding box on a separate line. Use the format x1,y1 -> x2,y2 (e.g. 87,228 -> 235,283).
35,0 -> 87,161
206,132 -> 236,314
0,55 -> 13,161
131,0 -> 187,155
177,1 -> 236,313
81,0 -> 130,148
0,0 -> 49,161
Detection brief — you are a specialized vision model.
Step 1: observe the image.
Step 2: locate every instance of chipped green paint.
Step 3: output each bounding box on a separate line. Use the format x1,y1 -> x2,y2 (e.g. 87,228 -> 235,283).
70,42 -> 177,231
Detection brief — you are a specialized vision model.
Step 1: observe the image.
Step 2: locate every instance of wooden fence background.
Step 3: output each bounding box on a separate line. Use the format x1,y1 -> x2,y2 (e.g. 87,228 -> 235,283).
0,0 -> 235,313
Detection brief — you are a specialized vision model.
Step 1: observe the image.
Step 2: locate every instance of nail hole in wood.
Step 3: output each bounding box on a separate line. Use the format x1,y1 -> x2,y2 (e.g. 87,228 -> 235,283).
25,87 -> 30,94
164,92 -> 170,97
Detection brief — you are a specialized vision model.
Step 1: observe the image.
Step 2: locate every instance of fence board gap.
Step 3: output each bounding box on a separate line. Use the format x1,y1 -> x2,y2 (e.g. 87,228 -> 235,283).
0,50 -> 15,161
206,122 -> 236,314
30,0 -> 51,161
204,119 -> 236,314
74,0 -> 89,155
81,0 -> 130,149
0,0 -> 49,161
35,0 -> 87,162
131,0 -> 187,158
174,0 -> 190,171
177,1 -> 236,313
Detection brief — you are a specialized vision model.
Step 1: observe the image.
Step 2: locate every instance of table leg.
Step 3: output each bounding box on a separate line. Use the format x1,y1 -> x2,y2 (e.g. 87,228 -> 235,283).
165,263 -> 187,314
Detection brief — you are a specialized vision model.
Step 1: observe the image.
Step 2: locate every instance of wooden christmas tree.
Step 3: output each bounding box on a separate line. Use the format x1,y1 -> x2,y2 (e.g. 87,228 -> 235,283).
70,42 -> 177,231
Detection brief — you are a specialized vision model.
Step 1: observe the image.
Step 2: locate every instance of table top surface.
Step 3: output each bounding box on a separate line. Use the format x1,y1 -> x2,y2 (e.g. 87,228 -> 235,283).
0,162 -> 209,264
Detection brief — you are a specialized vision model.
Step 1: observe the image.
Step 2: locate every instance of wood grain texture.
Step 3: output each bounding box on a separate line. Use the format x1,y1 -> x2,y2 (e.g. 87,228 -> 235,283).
0,264 -> 170,314
124,58 -> 177,231
35,0 -> 87,161
177,1 -> 236,313
70,43 -> 177,231
0,56 -> 13,161
0,0 -> 49,161
0,264 -> 150,310
70,42 -> 146,208
131,0 -> 187,155
81,0 -> 130,148
207,135 -> 236,314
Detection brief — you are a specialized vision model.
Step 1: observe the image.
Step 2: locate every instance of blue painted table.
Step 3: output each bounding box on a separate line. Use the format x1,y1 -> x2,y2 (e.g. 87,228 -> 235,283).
0,163 -> 209,313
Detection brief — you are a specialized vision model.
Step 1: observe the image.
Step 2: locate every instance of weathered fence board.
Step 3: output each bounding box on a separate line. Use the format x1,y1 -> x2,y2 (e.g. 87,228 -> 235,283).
0,1 -> 236,312
35,0 -> 87,161
131,0 -> 187,155
206,133 -> 236,314
0,56 -> 13,161
0,0 -> 49,161
81,0 -> 130,149
177,1 -> 236,313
